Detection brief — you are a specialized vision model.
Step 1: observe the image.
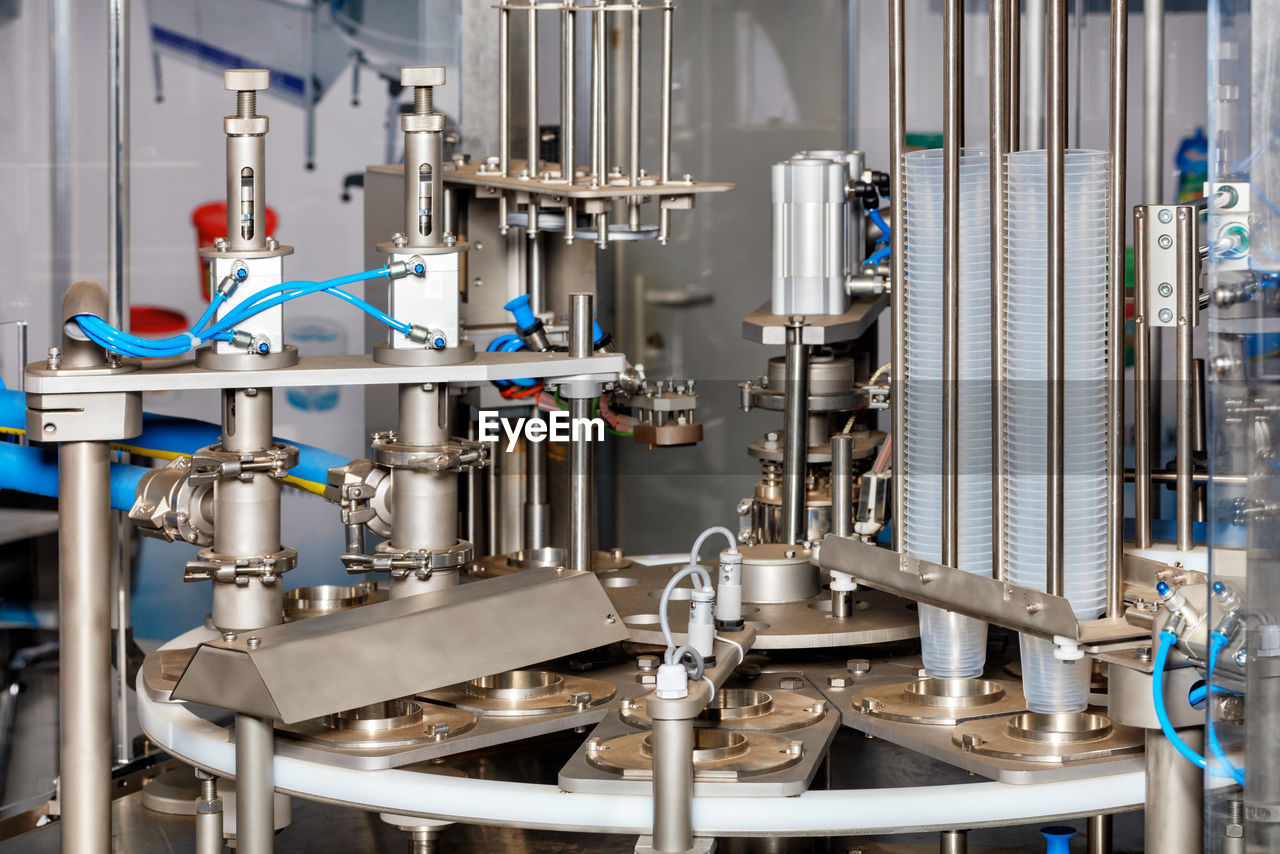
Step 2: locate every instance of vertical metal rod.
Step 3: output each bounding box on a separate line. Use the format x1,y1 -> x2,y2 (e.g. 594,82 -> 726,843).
113,520 -> 132,765
1009,0 -> 1021,153
1046,0 -> 1067,598
1106,0 -> 1129,615
889,0 -> 906,554
1087,813 -> 1113,854
525,413 -> 550,551
466,419 -> 487,556
782,319 -> 810,546
1175,207 -> 1194,551
659,0 -> 673,184
49,0 -> 72,337
561,3 -> 576,183
651,717 -> 694,853
1026,0 -> 1045,149
831,433 -> 854,538
592,3 -> 607,183
59,441 -> 113,854
941,0 -> 962,569
108,0 -> 130,330
657,0 -> 674,243
499,4 -> 511,177
990,0 -> 1011,582
568,293 -> 595,574
234,713 -> 275,854
1133,207 -> 1152,548
939,830 -> 968,854
1144,0 -> 1165,204
627,0 -> 642,230
527,232 -> 545,315
527,1 -> 540,175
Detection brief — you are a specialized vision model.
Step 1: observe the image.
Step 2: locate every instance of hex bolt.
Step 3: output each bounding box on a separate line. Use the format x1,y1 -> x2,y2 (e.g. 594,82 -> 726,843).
1135,646 -> 1153,663
246,636 -> 261,649
827,674 -> 850,689
846,659 -> 871,676
221,632 -> 237,642
224,69 -> 269,118
571,692 -> 591,708
778,677 -> 804,690
46,346 -> 62,369
636,655 -> 659,672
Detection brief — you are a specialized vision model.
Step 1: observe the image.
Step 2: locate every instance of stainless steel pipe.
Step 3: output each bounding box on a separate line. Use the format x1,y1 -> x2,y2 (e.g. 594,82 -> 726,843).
831,433 -> 854,538
107,0 -> 130,330
568,293 -> 595,574
939,830 -> 968,854
1144,0 -> 1165,205
1175,208 -> 1195,551
889,0 -> 906,553
1145,728 -> 1204,854
627,0 -> 642,230
1087,813 -> 1113,854
59,440 -> 113,854
1106,0 -> 1129,616
651,717 -> 694,853
561,4 -> 576,183
527,1 -> 539,175
989,0 -> 1011,582
499,4 -> 510,177
391,383 -> 457,597
1046,0 -> 1067,598
235,713 -> 275,854
782,319 -> 810,545
1133,208 -> 1153,549
941,0 -> 962,569
525,412 -> 550,551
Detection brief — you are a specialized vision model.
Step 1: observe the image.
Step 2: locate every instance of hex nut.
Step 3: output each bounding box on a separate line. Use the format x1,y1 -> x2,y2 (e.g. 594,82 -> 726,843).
402,114 -> 447,134
827,675 -> 850,689
846,659 -> 871,675
636,655 -> 659,672
401,66 -> 447,87
778,677 -> 804,690
225,69 -> 270,91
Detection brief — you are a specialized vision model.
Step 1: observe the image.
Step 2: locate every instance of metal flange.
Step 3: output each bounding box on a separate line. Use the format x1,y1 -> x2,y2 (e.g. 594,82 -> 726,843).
585,728 -> 805,780
951,711 -> 1144,764
619,688 -> 827,733
420,669 -> 616,718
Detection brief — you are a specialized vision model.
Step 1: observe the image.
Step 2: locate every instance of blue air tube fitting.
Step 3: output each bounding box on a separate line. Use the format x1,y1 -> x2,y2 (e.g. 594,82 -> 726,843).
1041,826 -> 1075,854
503,295 -> 553,353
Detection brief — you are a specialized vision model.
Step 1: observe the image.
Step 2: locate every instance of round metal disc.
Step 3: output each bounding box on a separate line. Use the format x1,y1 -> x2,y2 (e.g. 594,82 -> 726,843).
851,678 -> 1026,726
585,728 -> 805,779
420,669 -> 616,717
372,340 -> 477,366
951,711 -> 1144,764
619,688 -> 826,733
195,344 -> 299,371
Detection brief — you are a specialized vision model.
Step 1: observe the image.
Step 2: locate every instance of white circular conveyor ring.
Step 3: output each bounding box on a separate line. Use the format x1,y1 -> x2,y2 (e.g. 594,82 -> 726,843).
139,629 -> 1144,838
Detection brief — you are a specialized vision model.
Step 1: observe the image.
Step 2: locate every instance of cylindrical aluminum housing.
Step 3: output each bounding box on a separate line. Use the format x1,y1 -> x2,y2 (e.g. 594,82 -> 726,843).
771,156 -> 850,316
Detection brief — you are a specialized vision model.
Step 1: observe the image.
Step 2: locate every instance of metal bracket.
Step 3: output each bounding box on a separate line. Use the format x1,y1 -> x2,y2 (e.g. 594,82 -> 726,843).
189,443 -> 299,484
817,535 -> 1146,644
1136,203 -> 1199,329
184,547 -> 298,584
25,391 -> 142,442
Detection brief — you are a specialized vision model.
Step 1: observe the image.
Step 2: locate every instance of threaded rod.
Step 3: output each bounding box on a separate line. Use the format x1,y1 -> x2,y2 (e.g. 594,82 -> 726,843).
236,90 -> 256,118
414,87 -> 434,115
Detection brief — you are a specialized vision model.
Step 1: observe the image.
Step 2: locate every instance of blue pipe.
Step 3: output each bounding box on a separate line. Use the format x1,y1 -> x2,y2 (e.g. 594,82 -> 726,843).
1041,826 -> 1075,854
0,441 -> 146,512
1153,630 -> 1208,770
504,294 -> 605,344
0,390 -> 346,493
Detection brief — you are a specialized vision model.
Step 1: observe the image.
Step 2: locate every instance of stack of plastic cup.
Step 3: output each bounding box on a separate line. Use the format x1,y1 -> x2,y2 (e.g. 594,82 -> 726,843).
1003,149 -> 1109,712
902,148 -> 993,679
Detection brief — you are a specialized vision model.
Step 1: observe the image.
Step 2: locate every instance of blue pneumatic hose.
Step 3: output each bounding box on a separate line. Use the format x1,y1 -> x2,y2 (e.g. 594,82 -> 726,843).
0,441 -> 147,512
1153,630 -> 1208,770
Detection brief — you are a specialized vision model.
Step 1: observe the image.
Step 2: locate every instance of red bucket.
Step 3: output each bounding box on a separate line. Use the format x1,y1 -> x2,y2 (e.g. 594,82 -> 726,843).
192,202 -> 279,302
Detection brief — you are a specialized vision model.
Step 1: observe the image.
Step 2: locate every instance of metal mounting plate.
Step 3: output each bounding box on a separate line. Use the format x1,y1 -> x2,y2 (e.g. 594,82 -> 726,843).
24,351 -> 623,394
170,567 -> 629,723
